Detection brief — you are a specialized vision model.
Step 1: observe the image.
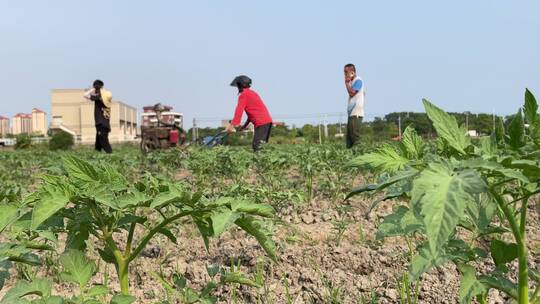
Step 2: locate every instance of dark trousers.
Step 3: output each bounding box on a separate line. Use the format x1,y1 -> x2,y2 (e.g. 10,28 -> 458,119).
95,125 -> 112,153
346,116 -> 362,149
253,123 -> 272,152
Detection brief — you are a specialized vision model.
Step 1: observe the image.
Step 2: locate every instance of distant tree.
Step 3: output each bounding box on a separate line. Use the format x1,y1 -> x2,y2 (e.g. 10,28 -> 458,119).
49,131 -> 74,151
15,133 -> 32,150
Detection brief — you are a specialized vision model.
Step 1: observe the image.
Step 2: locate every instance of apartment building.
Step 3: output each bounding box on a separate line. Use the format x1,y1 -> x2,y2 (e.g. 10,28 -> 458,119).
12,113 -> 32,135
0,116 -> 9,136
31,108 -> 48,135
50,89 -> 138,144
6,108 -> 48,136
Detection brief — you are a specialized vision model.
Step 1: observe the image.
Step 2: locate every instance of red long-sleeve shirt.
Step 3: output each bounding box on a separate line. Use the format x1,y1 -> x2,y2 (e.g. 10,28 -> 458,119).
231,88 -> 272,127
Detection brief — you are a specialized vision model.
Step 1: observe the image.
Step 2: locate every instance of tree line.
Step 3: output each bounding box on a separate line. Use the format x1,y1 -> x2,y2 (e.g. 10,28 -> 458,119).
188,111 -> 504,145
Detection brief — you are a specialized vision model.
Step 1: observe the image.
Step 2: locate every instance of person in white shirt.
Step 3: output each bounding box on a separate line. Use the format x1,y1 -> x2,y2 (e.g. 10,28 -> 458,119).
344,63 -> 365,148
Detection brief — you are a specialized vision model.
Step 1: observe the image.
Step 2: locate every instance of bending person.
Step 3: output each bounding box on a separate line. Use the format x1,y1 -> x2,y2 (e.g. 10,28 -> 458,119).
226,75 -> 273,152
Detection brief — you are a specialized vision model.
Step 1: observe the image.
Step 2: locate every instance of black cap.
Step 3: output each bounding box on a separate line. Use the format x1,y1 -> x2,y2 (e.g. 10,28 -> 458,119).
230,75 -> 252,88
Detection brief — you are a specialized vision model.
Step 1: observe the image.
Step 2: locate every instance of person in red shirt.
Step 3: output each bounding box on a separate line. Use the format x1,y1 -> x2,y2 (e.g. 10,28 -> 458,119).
226,75 -> 273,151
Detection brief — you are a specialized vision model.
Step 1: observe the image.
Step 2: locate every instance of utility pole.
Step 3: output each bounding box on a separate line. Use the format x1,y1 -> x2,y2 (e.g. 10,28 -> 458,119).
192,118 -> 198,141
323,114 -> 328,138
339,113 -> 343,134
464,111 -> 471,133
492,109 -> 496,132
318,117 -> 322,144
398,115 -> 402,139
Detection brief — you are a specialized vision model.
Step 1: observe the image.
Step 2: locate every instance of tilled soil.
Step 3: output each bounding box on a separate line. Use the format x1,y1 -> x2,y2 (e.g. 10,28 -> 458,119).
2,192 -> 539,303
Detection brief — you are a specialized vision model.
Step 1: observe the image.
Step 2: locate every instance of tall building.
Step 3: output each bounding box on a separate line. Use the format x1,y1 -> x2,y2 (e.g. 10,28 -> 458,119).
0,116 -> 9,136
50,89 -> 138,144
12,113 -> 32,135
31,108 -> 48,135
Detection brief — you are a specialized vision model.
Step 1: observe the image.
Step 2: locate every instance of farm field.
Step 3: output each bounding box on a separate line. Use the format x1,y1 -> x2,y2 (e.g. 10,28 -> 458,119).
1,97 -> 540,304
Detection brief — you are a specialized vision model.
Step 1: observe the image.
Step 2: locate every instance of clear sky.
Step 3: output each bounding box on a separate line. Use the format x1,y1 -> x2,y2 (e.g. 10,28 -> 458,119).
1,0 -> 539,127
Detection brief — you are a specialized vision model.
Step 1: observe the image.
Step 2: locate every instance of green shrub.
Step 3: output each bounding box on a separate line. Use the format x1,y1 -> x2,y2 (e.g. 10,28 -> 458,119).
49,131 -> 74,151
14,133 -> 32,150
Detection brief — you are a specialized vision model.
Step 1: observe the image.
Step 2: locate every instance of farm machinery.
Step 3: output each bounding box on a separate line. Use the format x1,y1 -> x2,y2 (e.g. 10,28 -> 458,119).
140,103 -> 229,153
140,103 -> 187,153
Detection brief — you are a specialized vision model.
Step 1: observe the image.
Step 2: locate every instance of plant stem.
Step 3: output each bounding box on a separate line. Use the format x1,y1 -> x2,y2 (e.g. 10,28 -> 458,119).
117,258 -> 129,295
125,222 -> 136,256
127,211 -> 192,264
519,196 -> 530,304
490,189 -> 529,304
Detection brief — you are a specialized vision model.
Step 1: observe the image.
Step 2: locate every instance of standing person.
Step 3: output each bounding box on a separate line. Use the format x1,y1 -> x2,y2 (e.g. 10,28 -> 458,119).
83,79 -> 113,153
225,75 -> 273,152
344,63 -> 365,148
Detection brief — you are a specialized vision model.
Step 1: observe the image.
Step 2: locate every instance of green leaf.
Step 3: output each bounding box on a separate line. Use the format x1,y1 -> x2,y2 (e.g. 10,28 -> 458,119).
173,273 -> 187,290
31,188 -> 70,230
462,158 -> 529,183
412,163 -> 486,254
478,273 -> 518,299
221,271 -> 261,288
1,278 -> 52,303
88,184 -> 119,210
524,88 -> 538,126
464,194 -> 498,234
458,264 -> 486,304
117,215 -> 146,227
211,209 -> 240,236
63,156 -> 100,182
479,134 -> 497,157
150,191 -> 181,209
0,260 -> 12,290
38,296 -> 64,304
230,200 -> 274,218
11,253 -> 41,266
490,240 -> 518,267
200,281 -> 219,297
346,169 -> 418,201
37,231 -> 58,246
345,184 -> 378,200
158,227 -> 177,244
509,159 -> 540,181
59,250 -> 96,288
109,294 -> 136,304
529,268 -> 540,283
97,247 -> 116,265
409,244 -> 450,280
206,265 -> 220,278
506,109 -> 525,149
87,285 -> 109,297
376,205 -> 423,240
194,219 -> 212,251
400,126 -> 424,159
115,190 -> 150,209
0,204 -> 19,233
235,216 -> 277,262
65,222 -> 90,251
348,145 -> 409,173
423,99 -> 469,154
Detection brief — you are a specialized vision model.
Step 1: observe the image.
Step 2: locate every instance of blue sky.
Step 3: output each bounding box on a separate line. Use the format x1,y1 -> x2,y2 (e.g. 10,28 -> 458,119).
1,0 -> 539,127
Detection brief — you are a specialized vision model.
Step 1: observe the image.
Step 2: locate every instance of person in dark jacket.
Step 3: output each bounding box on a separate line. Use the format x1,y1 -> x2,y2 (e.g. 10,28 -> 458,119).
226,75 -> 273,152
83,79 -> 113,153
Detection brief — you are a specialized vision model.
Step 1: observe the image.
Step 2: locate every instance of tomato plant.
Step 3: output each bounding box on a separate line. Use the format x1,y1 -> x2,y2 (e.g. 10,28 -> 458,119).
6,156 -> 277,296
348,89 -> 540,303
